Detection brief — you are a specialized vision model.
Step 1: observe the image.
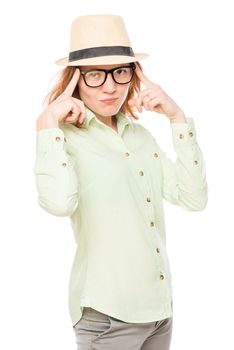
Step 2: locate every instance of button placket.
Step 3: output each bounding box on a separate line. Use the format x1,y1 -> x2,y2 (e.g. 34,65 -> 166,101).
125,149 -> 159,267
151,150 -> 167,274
154,241 -> 168,277
138,168 -> 156,230
147,150 -> 161,230
152,243 -> 166,281
124,149 -> 155,230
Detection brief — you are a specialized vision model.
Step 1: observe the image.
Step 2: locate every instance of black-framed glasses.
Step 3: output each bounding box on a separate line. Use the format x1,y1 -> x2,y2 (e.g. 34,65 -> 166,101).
80,62 -> 136,88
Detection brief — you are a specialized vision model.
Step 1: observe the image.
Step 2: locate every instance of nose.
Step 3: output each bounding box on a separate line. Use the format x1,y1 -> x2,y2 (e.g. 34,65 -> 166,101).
102,72 -> 117,92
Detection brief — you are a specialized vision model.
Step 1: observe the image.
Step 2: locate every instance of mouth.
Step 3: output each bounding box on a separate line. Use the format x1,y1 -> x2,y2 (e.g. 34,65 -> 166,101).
100,98 -> 118,105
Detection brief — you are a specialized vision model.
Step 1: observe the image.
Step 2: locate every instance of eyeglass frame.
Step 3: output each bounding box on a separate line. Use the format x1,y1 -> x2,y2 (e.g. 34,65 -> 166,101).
79,62 -> 136,88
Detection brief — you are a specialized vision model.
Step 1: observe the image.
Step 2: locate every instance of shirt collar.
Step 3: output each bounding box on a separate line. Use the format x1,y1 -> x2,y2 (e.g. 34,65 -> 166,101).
83,106 -> 132,132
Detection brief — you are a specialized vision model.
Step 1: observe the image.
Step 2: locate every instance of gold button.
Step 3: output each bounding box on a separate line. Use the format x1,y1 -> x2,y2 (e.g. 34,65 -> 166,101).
62,162 -> 67,167
154,152 -> 159,158
160,273 -> 165,280
139,170 -> 144,176
55,136 -> 61,142
189,132 -> 193,138
150,221 -> 154,227
124,152 -> 130,157
156,247 -> 160,253
64,137 -> 67,142
194,160 -> 198,165
146,197 -> 151,202
179,133 -> 184,139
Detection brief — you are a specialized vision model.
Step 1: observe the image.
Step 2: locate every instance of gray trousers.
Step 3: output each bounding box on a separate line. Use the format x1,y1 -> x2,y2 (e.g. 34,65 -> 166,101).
73,307 -> 173,349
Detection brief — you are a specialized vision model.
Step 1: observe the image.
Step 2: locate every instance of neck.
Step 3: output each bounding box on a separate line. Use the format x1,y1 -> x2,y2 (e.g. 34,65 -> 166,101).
96,114 -> 117,128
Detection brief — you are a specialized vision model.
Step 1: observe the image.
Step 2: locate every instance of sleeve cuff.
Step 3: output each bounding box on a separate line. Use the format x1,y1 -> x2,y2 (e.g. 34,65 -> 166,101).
36,128 -> 66,153
170,117 -> 197,147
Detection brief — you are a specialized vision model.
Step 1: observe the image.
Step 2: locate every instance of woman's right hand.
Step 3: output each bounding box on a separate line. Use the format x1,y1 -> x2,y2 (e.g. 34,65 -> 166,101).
37,68 -> 86,130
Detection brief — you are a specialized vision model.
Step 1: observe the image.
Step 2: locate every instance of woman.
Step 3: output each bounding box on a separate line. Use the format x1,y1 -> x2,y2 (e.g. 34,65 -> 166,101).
33,14 -> 208,350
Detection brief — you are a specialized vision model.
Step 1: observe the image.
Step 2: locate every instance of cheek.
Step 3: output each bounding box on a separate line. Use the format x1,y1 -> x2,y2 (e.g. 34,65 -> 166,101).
78,82 -> 94,103
119,86 -> 130,101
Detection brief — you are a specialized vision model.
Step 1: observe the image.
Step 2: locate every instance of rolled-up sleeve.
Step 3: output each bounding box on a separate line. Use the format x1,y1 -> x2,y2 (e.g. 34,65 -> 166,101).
32,128 -> 80,217
151,117 -> 208,211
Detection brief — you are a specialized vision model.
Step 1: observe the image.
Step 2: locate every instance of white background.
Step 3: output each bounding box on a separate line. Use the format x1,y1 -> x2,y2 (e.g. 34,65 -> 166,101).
1,0 -> 233,349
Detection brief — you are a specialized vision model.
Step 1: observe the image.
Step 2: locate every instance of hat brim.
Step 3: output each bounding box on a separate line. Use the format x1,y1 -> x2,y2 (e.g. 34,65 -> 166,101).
54,53 -> 149,66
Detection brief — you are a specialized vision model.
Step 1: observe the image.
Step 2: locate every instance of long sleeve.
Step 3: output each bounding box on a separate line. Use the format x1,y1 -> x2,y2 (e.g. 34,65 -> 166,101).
33,127 -> 80,217
151,117 -> 208,211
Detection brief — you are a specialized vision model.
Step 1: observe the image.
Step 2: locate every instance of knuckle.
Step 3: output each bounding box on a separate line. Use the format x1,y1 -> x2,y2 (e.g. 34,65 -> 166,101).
151,83 -> 159,89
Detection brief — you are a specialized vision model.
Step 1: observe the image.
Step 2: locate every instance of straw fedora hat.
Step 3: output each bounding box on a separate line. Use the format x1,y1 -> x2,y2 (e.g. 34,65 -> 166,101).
54,14 -> 149,66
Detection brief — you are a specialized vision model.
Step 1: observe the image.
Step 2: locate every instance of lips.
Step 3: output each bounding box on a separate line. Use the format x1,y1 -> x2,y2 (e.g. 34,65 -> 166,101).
100,98 -> 118,105
100,98 -> 118,102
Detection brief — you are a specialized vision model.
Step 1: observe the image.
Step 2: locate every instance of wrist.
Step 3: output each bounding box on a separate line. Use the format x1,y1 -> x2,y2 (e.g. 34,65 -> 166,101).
36,112 -> 59,131
170,112 -> 187,123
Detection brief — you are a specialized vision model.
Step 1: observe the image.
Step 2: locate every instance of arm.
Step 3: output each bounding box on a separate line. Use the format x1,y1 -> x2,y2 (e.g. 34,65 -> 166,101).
33,126 -> 80,217
152,117 -> 208,211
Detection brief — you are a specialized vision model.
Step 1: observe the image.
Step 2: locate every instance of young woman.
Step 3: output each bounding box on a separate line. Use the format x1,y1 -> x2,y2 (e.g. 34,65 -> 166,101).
33,14 -> 208,350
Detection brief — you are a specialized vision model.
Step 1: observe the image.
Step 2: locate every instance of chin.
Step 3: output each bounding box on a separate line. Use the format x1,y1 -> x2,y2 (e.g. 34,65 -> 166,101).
94,106 -> 121,117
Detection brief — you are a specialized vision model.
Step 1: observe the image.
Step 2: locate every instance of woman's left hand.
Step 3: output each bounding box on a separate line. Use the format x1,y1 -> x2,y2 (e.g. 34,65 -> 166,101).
128,63 -> 187,123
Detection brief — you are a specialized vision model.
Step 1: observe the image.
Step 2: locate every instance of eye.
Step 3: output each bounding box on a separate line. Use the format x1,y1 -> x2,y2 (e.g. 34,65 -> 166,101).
86,71 -> 102,79
115,68 -> 128,75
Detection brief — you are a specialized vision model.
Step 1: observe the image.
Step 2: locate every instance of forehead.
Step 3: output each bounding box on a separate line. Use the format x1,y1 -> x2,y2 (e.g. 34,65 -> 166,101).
79,63 -> 130,70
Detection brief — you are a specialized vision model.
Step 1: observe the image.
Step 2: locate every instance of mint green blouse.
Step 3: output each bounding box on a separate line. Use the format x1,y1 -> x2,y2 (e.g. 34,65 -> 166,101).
33,107 -> 208,326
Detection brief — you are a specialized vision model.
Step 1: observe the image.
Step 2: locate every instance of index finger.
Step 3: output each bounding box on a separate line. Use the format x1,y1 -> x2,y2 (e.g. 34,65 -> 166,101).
63,68 -> 80,97
135,63 -> 154,87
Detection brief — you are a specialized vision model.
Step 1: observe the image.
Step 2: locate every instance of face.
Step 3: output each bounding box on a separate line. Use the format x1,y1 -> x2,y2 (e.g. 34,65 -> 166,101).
77,63 -> 133,119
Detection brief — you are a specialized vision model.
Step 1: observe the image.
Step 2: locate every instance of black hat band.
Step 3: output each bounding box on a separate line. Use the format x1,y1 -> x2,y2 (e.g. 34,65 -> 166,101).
69,46 -> 135,62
